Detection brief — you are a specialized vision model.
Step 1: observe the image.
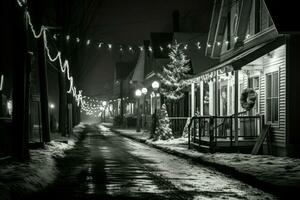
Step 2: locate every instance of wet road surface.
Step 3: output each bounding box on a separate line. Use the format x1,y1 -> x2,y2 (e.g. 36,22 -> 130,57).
23,124 -> 276,200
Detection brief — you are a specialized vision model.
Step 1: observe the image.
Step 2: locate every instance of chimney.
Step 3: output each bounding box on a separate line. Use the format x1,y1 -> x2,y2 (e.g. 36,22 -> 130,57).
172,10 -> 180,32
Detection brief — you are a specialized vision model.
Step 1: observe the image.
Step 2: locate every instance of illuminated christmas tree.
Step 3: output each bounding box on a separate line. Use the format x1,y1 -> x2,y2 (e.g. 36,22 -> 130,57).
153,104 -> 173,140
158,40 -> 191,101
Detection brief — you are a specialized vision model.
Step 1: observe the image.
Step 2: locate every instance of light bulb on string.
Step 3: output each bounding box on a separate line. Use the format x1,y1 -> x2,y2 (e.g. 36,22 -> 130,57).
86,39 -> 91,45
76,37 -> 80,43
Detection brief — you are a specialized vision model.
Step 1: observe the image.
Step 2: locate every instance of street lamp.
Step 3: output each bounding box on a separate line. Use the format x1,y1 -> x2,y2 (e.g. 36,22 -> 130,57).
135,89 -> 142,132
141,87 -> 148,129
102,101 -> 107,122
49,103 -> 55,132
151,81 -> 160,137
151,81 -> 160,111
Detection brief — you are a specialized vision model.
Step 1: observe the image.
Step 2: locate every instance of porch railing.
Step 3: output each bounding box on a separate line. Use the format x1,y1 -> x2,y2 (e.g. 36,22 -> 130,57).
188,114 -> 263,149
169,117 -> 188,137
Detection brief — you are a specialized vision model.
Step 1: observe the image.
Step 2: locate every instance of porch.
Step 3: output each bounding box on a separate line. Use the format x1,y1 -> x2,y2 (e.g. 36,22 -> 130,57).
187,114 -> 263,153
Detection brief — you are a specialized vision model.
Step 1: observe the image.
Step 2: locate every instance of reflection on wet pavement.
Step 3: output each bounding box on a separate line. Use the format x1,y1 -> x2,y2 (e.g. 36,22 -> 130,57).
24,124 -> 276,200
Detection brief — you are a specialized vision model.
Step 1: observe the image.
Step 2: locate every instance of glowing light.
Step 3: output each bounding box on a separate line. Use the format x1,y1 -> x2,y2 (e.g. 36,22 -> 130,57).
50,103 -> 55,109
141,87 -> 148,94
159,46 -> 163,51
108,44 -> 112,49
207,43 -> 212,48
7,100 -> 12,115
76,37 -> 80,43
217,42 -> 221,46
98,42 -> 103,48
148,46 -> 153,52
184,44 -> 188,50
86,39 -> 91,45
129,46 -> 133,51
139,46 -> 144,51
167,44 -> 171,49
135,89 -> 142,97
66,35 -> 70,41
196,42 -> 201,49
0,75 -> 3,91
151,81 -> 160,90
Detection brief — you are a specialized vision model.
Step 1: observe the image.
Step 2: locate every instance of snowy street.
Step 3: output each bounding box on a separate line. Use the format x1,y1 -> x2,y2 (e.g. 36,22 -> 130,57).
22,124 -> 276,200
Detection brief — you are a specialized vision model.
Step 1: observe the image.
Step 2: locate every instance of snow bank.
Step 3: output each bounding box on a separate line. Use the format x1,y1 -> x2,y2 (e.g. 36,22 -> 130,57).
0,141 -> 76,200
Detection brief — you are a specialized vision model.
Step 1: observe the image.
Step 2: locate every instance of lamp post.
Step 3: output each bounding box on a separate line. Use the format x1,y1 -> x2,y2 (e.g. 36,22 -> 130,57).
151,81 -> 160,136
141,87 -> 148,129
102,101 -> 107,122
49,103 -> 55,132
135,89 -> 142,132
151,81 -> 160,111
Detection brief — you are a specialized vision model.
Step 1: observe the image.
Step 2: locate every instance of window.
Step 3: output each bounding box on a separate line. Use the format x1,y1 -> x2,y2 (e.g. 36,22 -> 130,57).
266,72 -> 279,123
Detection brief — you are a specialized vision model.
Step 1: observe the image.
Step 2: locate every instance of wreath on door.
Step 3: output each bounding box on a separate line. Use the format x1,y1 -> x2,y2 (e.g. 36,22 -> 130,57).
240,88 -> 257,111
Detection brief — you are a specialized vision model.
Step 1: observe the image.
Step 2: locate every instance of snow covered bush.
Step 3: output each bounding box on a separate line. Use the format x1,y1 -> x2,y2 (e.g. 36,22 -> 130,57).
153,104 -> 174,141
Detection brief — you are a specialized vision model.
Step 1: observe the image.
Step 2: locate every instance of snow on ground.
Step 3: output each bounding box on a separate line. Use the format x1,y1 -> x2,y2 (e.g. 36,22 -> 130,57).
122,135 -> 276,200
0,124 -> 85,200
109,126 -> 300,194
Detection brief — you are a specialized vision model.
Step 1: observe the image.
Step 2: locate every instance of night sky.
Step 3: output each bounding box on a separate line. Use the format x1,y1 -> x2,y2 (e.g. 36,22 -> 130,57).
69,0 -> 213,96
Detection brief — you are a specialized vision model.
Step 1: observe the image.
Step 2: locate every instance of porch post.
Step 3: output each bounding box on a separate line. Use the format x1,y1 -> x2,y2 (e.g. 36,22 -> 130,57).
191,82 -> 195,117
234,70 -> 239,147
200,80 -> 203,116
214,73 -> 218,116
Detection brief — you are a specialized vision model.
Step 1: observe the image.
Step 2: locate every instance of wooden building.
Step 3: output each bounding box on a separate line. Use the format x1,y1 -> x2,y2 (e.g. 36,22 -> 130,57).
187,0 -> 300,157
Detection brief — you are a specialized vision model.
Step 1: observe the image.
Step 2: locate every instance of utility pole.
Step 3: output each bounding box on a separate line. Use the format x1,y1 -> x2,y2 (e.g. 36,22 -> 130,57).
11,0 -> 30,160
35,1 -> 50,142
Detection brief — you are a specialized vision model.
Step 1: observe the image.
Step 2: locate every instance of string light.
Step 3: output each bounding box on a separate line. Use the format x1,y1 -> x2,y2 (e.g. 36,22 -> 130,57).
98,42 -> 103,48
139,46 -> 144,51
184,44 -> 188,50
217,41 -> 221,46
21,4 -> 83,107
207,43 -> 211,48
167,44 -> 171,49
66,35 -> 70,41
86,39 -> 91,45
0,74 -> 4,91
159,46 -> 163,51
148,46 -> 153,52
76,37 -> 80,43
129,46 -> 133,51
196,42 -> 201,49
108,44 -> 112,49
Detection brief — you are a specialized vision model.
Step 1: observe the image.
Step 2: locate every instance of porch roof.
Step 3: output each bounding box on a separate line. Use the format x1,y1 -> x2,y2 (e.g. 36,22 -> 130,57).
188,35 -> 286,83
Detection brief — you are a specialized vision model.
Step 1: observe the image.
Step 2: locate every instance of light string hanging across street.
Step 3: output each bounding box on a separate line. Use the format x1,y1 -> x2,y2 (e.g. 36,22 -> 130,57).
81,96 -> 110,117
51,33 -> 204,54
17,0 -> 83,107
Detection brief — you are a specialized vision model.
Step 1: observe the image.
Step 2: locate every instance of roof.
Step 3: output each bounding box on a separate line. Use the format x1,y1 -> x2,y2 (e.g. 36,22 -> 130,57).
131,50 -> 145,84
188,35 -> 286,82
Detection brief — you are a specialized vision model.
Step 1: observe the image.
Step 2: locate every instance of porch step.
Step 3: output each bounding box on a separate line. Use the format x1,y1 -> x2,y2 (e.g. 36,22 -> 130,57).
191,143 -> 211,153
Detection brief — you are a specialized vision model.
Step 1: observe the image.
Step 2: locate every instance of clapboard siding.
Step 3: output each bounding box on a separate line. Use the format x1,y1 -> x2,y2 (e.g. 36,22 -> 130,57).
258,45 -> 286,147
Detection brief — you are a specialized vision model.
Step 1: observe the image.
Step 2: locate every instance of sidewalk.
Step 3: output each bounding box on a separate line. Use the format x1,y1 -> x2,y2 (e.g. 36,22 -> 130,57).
103,123 -> 300,198
0,123 -> 86,200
